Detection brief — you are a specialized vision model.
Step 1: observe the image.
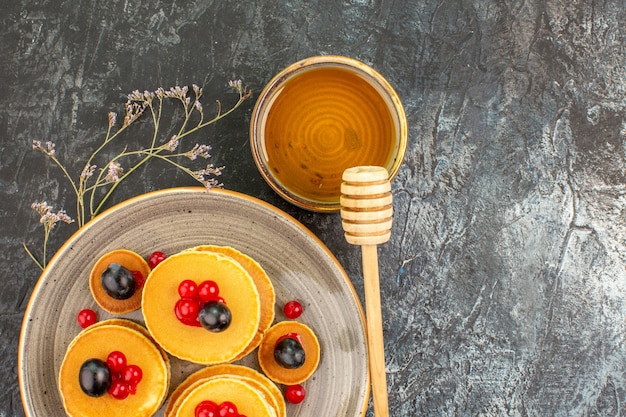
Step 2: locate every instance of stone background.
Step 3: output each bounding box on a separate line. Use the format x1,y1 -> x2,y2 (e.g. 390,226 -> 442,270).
1,1 -> 625,416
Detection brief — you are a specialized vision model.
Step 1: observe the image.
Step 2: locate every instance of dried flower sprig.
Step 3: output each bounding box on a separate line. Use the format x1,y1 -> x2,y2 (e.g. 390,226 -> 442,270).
25,81 -> 251,269
23,202 -> 74,270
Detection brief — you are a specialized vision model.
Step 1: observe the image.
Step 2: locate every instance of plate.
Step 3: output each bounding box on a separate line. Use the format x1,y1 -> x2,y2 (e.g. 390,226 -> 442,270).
18,187 -> 369,417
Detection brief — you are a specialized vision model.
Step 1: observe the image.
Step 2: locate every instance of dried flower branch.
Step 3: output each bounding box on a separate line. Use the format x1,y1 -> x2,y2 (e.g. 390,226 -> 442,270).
23,202 -> 74,270
25,81 -> 252,269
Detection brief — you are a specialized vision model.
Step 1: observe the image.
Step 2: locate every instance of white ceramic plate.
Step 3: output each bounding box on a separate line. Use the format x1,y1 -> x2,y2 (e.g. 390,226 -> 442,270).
19,187 -> 369,417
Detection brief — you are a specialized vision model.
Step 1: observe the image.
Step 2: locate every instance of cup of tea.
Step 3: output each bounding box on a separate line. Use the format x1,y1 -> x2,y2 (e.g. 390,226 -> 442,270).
250,55 -> 407,212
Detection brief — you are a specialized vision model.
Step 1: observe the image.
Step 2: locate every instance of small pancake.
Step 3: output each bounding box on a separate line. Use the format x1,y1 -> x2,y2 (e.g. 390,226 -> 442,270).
142,251 -> 261,364
258,321 -> 320,385
89,249 -> 150,314
165,364 -> 285,417
58,321 -> 169,417
174,376 -> 276,417
187,245 -> 276,359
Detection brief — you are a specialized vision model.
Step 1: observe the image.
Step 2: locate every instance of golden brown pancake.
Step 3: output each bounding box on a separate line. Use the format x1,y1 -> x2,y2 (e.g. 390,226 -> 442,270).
165,364 -> 285,417
58,320 -> 170,417
142,251 -> 261,364
89,249 -> 150,314
174,376 -> 276,417
186,245 -> 276,360
258,321 -> 320,385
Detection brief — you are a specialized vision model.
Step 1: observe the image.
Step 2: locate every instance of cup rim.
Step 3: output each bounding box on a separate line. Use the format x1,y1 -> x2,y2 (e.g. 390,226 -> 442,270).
250,55 -> 408,212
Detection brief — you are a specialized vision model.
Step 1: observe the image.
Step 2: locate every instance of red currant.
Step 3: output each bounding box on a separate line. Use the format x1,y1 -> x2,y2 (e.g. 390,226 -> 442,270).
123,364 -> 143,385
283,300 -> 303,319
197,280 -> 220,302
106,351 -> 127,374
275,332 -> 302,346
77,309 -> 97,328
132,270 -> 145,289
148,251 -> 167,269
108,380 -> 130,400
285,384 -> 306,404
195,400 -> 219,417
178,280 -> 198,299
218,402 -> 238,417
175,298 -> 201,326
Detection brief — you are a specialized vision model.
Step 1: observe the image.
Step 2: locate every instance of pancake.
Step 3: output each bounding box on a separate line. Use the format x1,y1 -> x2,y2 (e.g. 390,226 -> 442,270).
58,320 -> 170,417
174,377 -> 276,417
258,321 -> 320,385
186,245 -> 276,360
165,364 -> 285,417
142,251 -> 261,364
89,249 -> 150,314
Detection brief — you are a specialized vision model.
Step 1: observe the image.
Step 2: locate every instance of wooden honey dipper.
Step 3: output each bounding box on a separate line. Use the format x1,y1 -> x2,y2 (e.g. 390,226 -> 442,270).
340,166 -> 392,417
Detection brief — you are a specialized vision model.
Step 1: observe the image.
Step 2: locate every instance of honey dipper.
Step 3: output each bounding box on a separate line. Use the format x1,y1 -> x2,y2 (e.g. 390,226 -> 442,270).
340,166 -> 392,417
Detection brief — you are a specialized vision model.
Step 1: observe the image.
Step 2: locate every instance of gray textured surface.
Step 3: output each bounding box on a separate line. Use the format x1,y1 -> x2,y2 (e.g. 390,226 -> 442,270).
1,1 -> 625,416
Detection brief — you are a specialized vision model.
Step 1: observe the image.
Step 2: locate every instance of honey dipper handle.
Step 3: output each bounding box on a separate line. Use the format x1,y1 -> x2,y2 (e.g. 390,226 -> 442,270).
341,166 -> 392,416
361,244 -> 389,417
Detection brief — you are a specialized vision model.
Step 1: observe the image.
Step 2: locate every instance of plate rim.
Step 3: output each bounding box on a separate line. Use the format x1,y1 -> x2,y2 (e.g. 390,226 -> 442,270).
18,186 -> 370,417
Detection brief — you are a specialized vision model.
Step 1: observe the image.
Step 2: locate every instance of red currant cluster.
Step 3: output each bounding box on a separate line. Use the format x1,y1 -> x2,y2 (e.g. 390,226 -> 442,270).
175,279 -> 224,326
195,400 -> 246,417
106,351 -> 143,400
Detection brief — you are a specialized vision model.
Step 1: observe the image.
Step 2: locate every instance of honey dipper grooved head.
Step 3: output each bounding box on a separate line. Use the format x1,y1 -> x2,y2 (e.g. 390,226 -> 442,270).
340,166 -> 393,246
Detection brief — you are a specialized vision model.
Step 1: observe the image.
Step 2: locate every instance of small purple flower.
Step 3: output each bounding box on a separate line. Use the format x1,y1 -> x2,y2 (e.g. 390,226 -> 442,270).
165,135 -> 179,152
123,101 -> 146,126
80,164 -> 97,180
32,140 -> 56,156
45,141 -> 55,155
108,112 -> 117,127
31,201 -> 74,230
143,90 -> 155,102
31,201 -> 53,216
127,90 -> 144,101
105,161 -> 123,183
193,164 -> 224,189
187,144 -> 212,160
